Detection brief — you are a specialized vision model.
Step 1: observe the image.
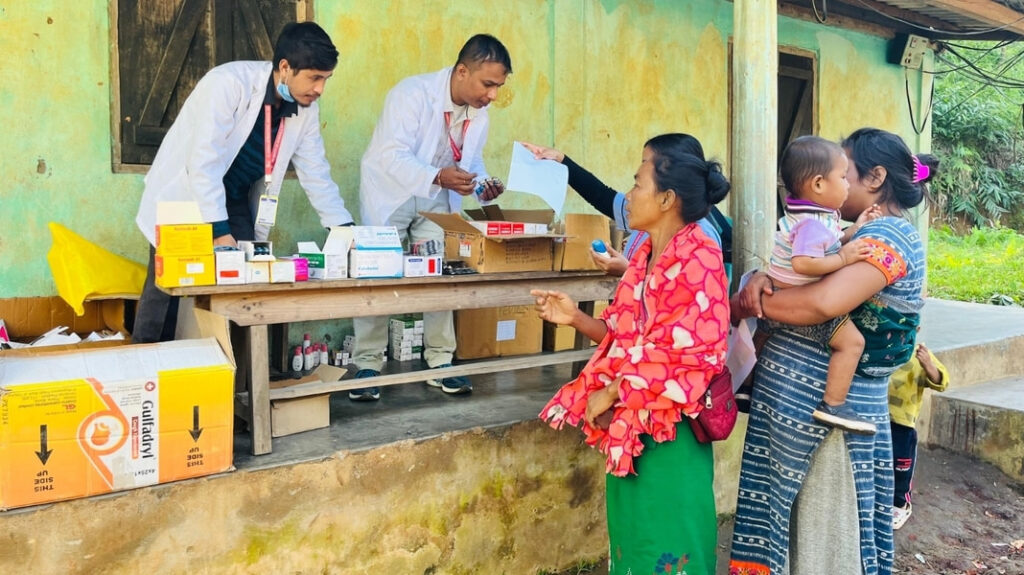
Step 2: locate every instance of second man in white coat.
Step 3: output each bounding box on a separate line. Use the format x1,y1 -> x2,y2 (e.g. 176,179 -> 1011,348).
349,34 -> 512,401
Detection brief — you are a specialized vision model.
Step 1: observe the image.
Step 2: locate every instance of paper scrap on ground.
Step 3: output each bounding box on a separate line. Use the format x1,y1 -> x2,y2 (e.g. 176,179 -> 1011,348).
506,141 -> 568,214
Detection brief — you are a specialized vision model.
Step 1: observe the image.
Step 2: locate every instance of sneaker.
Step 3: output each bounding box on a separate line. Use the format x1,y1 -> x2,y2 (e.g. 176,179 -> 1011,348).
426,363 -> 472,395
811,400 -> 877,435
348,369 -> 381,401
892,502 -> 912,530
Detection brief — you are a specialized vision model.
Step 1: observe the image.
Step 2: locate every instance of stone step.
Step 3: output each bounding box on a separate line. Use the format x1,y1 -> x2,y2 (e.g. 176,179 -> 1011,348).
928,376 -> 1024,482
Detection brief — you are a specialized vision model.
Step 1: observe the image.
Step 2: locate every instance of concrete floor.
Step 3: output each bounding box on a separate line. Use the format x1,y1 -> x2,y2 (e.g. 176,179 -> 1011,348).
236,298 -> 1024,472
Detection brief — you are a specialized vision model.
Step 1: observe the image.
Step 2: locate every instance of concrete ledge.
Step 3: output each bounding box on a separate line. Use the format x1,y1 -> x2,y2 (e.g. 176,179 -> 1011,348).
928,377 -> 1024,482
0,422 -> 609,574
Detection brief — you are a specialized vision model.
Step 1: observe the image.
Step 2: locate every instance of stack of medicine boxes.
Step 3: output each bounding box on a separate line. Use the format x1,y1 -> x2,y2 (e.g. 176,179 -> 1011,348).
389,315 -> 423,362
154,220 -> 215,288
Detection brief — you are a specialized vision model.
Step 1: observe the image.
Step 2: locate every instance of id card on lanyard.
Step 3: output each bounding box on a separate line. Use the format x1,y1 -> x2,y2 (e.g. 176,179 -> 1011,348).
256,104 -> 286,227
444,111 -> 470,163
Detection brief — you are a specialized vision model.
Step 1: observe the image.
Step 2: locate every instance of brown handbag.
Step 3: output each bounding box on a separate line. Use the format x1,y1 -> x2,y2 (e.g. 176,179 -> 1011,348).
688,367 -> 737,443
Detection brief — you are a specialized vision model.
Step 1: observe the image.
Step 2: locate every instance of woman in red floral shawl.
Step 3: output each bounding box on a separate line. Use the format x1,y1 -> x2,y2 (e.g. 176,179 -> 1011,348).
533,133 -> 731,575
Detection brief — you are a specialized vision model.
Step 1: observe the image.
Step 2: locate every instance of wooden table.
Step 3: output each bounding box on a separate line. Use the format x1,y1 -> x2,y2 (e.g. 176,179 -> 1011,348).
166,271 -> 618,455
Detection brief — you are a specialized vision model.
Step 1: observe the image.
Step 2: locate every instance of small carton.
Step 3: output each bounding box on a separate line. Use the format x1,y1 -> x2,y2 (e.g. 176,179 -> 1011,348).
214,249 -> 246,285
155,254 -> 216,288
403,255 -> 442,277
455,305 -> 543,360
268,364 -> 343,437
349,226 -> 403,279
246,262 -> 270,284
421,207 -> 561,273
552,213 -> 614,271
155,224 -> 213,257
282,257 -> 308,282
237,241 -> 274,262
269,259 -> 295,283
297,227 -> 353,280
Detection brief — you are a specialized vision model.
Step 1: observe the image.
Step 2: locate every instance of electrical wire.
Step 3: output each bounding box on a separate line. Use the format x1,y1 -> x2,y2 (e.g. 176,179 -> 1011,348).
810,0 -> 828,24
851,0 -> 1024,37
905,67 -> 935,135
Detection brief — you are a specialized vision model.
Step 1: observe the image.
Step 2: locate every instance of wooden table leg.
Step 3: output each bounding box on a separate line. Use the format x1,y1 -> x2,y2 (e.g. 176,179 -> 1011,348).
248,325 -> 272,455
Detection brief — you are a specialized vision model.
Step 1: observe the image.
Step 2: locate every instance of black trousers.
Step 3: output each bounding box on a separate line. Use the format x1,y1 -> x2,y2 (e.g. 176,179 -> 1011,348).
132,199 -> 255,343
891,421 -> 917,507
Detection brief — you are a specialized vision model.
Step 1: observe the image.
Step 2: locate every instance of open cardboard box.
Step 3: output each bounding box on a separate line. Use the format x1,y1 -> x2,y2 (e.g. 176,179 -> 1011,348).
267,364 -> 344,437
551,213 -> 614,271
0,308 -> 236,510
421,206 -> 564,273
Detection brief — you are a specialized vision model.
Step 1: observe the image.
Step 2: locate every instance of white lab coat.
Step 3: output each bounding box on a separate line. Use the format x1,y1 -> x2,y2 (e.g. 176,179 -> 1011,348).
136,61 -> 353,245
359,67 -> 490,226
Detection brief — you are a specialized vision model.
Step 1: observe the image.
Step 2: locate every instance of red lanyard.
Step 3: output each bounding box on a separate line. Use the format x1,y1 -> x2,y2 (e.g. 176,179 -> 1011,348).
264,104 -> 286,186
444,111 -> 471,162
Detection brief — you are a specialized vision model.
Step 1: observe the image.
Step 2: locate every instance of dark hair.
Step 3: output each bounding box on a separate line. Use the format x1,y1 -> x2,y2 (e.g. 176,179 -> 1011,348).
273,22 -> 338,72
456,34 -> 512,74
841,128 -> 937,211
644,133 -> 730,224
779,135 -> 844,198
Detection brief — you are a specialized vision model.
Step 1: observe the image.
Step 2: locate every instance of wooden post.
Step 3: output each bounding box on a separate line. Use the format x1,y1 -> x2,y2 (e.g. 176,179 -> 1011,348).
731,0 -> 778,286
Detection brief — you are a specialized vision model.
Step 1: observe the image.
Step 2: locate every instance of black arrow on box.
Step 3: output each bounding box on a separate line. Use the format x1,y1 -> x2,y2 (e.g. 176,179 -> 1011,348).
35,425 -> 52,465
189,406 -> 203,442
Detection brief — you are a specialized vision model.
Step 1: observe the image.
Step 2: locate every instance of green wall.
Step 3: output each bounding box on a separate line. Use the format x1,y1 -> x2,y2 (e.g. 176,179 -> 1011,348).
0,0 -> 928,298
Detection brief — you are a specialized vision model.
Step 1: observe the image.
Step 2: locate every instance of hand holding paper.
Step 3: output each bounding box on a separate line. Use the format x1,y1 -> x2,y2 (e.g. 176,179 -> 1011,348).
506,141 -> 568,214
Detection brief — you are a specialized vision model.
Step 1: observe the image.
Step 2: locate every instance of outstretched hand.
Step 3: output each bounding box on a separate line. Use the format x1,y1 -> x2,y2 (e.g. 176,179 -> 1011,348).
520,141 -> 565,163
530,289 -> 577,326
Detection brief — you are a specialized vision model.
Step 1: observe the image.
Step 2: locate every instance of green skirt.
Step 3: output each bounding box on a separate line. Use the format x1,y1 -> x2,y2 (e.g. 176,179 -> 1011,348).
606,422 -> 716,575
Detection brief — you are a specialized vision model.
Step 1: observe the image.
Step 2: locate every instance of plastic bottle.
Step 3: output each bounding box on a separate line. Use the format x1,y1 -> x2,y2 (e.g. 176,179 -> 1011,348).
302,333 -> 311,352
292,346 -> 304,373
303,344 -> 315,371
319,343 -> 329,366
591,239 -> 610,258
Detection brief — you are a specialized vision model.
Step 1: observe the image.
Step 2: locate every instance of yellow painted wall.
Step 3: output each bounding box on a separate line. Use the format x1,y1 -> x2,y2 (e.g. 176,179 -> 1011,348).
0,0 -> 929,298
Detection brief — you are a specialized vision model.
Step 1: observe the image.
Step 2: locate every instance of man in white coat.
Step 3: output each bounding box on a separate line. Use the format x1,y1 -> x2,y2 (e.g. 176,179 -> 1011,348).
134,22 -> 354,343
349,34 -> 511,401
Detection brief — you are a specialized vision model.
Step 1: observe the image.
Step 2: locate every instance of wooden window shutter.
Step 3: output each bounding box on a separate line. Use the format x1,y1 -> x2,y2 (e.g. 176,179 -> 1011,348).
114,0 -> 305,168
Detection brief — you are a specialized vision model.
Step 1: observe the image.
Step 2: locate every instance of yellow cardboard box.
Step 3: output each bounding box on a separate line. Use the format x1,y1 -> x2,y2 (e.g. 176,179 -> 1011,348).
156,254 -> 216,288
455,305 -> 542,359
155,223 -> 213,257
0,327 -> 235,510
543,301 -> 609,351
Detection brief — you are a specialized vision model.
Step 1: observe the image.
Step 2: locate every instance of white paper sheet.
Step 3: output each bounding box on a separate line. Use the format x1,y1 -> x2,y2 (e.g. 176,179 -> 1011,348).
505,141 -> 568,214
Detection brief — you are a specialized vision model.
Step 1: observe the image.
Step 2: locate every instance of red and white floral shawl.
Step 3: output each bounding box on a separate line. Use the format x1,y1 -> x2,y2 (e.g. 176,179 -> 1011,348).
540,223 -> 730,476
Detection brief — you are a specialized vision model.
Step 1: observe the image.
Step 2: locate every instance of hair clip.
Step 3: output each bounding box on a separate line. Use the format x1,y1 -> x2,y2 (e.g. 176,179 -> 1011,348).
912,155 -> 930,184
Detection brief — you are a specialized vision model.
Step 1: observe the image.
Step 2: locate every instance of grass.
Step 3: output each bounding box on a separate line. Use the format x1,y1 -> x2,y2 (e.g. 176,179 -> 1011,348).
927,226 -> 1024,305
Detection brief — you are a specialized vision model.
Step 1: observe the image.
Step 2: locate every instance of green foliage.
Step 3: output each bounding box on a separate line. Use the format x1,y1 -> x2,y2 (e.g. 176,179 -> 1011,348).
931,42 -> 1024,229
927,226 -> 1024,305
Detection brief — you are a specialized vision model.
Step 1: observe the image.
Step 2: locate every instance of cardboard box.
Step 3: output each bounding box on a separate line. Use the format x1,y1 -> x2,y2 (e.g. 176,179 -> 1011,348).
421,208 -> 562,273
0,331 -> 235,510
237,240 -> 274,262
246,262 -> 270,284
270,259 -> 295,283
267,364 -> 342,437
155,224 -> 213,257
403,255 -> 442,277
270,396 -> 330,437
0,297 -> 130,341
543,301 -> 609,351
297,227 -> 353,280
455,305 -> 542,360
349,226 -> 403,279
552,214 -> 614,271
215,249 -> 246,285
155,254 -> 216,288
282,257 -> 309,282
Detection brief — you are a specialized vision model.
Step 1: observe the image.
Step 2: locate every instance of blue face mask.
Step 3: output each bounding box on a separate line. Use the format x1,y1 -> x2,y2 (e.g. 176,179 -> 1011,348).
277,73 -> 295,103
